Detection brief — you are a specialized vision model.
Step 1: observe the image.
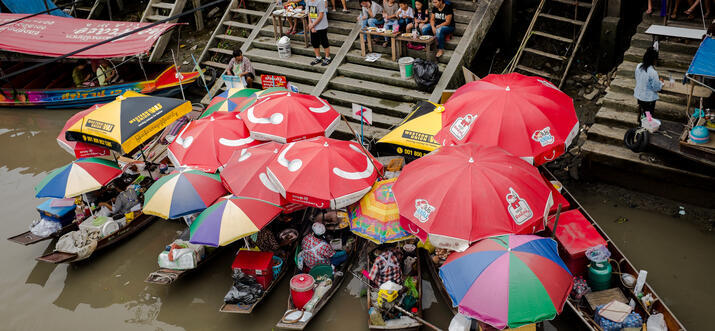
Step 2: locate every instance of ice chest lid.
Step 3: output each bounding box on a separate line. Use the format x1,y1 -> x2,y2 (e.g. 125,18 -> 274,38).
547,209 -> 607,256
37,199 -> 75,217
290,274 -> 315,291
231,250 -> 274,270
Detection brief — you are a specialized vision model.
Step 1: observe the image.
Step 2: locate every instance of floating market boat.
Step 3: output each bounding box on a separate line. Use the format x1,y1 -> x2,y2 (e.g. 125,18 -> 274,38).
35,212 -> 156,264
7,199 -> 79,245
422,168 -> 686,331
275,233 -> 361,330
145,228 -> 225,285
0,13 -> 200,108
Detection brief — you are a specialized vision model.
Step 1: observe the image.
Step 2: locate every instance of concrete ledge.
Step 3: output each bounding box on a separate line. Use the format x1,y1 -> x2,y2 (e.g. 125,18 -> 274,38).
594,107 -> 640,128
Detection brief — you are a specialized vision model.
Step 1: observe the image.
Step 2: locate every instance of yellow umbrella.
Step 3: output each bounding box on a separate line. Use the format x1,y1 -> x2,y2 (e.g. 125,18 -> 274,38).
375,101 -> 443,159
65,91 -> 191,154
348,178 -> 411,244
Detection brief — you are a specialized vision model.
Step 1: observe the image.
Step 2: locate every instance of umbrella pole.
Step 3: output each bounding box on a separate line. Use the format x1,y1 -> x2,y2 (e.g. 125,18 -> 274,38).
339,114 -> 384,179
551,203 -> 563,239
170,49 -> 186,101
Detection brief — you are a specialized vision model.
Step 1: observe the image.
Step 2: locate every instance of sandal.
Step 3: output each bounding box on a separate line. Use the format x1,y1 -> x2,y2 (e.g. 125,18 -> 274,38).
342,9 -> 350,13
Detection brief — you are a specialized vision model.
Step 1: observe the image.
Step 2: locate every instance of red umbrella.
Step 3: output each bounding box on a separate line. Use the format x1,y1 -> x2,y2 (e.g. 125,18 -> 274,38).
57,104 -> 110,158
265,136 -> 382,209
436,73 -> 579,165
243,90 -> 340,143
220,141 -> 285,206
392,143 -> 553,251
167,112 -> 262,172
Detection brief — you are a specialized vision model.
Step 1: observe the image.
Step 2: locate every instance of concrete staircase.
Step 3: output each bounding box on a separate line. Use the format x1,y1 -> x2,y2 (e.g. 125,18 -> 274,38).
582,13 -> 715,196
197,0 -> 503,141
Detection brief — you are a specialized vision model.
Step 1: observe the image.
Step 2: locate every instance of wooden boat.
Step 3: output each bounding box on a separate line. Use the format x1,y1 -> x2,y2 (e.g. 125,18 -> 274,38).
0,61 -> 200,108
35,212 -> 155,264
7,222 -> 78,246
275,235 -> 361,330
366,246 -> 423,331
145,228 -> 225,285
218,240 -> 298,314
421,168 -> 687,330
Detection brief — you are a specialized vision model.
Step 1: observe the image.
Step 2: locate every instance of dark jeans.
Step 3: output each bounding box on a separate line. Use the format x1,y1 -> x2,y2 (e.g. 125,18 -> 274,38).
420,24 -> 455,49
637,99 -> 656,118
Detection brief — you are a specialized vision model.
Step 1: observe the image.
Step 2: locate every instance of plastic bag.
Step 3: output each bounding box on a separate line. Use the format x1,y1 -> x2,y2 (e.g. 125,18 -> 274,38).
647,313 -> 667,331
640,112 -> 661,133
448,313 -> 472,331
585,244 -> 611,263
30,218 -> 62,237
594,304 -> 643,331
570,276 -> 591,301
224,271 -> 264,304
412,58 -> 440,91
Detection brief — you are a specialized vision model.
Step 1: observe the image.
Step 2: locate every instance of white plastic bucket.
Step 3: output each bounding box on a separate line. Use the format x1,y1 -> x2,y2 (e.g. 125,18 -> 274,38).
398,57 -> 414,79
277,36 -> 292,59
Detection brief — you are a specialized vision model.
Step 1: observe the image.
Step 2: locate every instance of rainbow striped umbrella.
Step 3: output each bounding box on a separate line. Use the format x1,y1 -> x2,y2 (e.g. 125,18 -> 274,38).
200,88 -> 261,119
348,178 -> 411,244
143,170 -> 227,219
35,158 -> 122,198
439,235 -> 573,329
189,196 -> 284,247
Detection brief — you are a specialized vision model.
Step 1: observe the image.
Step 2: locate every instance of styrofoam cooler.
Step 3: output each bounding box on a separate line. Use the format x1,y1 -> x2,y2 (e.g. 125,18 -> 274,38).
277,36 -> 291,59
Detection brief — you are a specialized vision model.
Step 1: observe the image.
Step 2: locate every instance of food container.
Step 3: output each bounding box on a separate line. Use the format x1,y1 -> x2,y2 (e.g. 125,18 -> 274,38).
232,250 -> 274,289
290,274 -> 315,309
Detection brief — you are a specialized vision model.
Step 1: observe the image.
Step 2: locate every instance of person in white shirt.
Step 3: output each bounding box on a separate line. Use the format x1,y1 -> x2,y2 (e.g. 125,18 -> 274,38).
396,0 -> 414,33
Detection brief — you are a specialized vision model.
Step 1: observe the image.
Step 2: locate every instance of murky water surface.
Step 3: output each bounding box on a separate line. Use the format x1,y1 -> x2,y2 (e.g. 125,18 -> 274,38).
0,108 -> 711,330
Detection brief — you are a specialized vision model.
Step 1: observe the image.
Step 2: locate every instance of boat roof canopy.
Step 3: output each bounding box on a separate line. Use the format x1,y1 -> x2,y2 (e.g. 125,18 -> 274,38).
687,37 -> 715,78
0,14 -> 178,59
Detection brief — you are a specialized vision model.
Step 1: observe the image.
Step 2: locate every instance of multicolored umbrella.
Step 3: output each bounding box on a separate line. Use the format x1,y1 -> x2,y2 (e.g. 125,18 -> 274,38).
34,157 -> 122,198
220,141 -> 285,206
392,143 -> 553,251
143,169 -> 227,219
439,235 -> 573,329
348,178 -> 411,244
266,137 -> 382,209
57,104 -> 110,158
375,101 -> 443,159
189,196 -> 284,246
167,112 -> 262,172
436,73 -> 579,165
65,91 -> 192,154
199,88 -> 261,119
243,90 -> 340,143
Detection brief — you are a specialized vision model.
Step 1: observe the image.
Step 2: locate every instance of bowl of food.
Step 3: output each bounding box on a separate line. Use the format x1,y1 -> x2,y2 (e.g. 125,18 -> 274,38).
419,35 -> 431,40
401,33 -> 412,37
273,9 -> 285,15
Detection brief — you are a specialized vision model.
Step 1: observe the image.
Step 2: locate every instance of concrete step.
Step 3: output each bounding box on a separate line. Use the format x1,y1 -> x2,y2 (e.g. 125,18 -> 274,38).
352,39 -> 454,64
252,62 -> 322,85
215,34 -> 248,44
329,75 -> 429,103
446,0 -> 477,11
327,20 -> 355,35
223,20 -> 256,30
616,60 -> 687,79
337,62 -> 418,89
345,49 -> 447,72
259,25 -> 347,48
245,47 -> 327,74
587,123 -> 626,145
331,104 -> 400,130
601,90 -> 687,121
321,89 -> 414,118
594,107 -> 640,128
608,76 -> 688,105
253,36 -> 317,57
624,45 -> 693,69
629,32 -> 700,54
637,17 -> 704,33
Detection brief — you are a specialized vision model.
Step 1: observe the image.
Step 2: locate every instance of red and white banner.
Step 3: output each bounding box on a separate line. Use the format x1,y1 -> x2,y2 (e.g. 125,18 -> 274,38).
0,14 -> 178,58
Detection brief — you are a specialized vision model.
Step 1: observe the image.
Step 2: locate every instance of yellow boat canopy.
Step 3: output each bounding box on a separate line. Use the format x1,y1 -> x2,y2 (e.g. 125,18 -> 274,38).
376,101 -> 444,159
65,91 -> 191,154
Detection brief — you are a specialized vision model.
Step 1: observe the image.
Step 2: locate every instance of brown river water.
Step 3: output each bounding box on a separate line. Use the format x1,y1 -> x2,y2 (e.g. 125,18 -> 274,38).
0,108 -> 712,330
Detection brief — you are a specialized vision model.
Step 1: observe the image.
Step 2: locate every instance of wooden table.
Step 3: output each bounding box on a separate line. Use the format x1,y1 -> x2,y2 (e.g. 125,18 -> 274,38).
396,34 -> 436,60
359,29 -> 401,61
271,11 -> 309,48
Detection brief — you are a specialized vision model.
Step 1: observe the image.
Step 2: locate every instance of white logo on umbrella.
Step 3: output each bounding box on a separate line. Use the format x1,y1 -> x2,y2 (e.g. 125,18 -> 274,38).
219,137 -> 255,147
176,136 -> 194,148
237,149 -> 252,162
246,97 -> 284,125
332,144 -> 374,180
277,142 -> 302,172
258,173 -> 280,193
309,97 -> 331,114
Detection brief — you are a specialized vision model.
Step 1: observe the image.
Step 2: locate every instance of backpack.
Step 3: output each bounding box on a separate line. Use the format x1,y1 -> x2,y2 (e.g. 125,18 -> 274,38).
412,58 -> 440,91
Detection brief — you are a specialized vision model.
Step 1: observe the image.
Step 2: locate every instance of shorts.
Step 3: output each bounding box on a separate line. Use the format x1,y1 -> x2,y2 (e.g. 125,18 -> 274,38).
310,28 -> 329,49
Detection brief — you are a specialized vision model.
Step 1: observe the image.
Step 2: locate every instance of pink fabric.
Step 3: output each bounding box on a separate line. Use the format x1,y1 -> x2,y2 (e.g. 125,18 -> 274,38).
458,253 -> 510,329
0,14 -> 178,58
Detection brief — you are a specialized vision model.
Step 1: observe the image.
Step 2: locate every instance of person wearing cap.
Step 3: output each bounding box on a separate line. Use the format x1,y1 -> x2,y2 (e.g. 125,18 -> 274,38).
300,222 -> 335,270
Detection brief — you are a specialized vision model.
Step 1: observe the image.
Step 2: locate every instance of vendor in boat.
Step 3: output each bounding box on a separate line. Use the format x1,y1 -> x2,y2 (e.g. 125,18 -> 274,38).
96,60 -> 119,86
368,247 -> 403,286
72,62 -> 94,87
97,181 -> 140,217
250,215 -> 296,260
300,222 -> 335,270
224,49 -> 256,88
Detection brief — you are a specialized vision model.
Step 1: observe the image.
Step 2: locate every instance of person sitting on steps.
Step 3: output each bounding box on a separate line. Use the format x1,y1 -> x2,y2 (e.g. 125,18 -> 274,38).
420,0 -> 454,58
225,49 -> 256,87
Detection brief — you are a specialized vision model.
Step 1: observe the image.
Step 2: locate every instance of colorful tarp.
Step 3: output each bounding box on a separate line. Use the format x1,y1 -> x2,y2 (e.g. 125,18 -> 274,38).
348,178 -> 411,244
143,170 -> 227,219
34,157 -> 122,198
0,14 -> 178,58
439,235 -> 573,329
65,91 -> 191,154
189,196 -> 284,247
200,88 -> 261,119
687,37 -> 715,78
